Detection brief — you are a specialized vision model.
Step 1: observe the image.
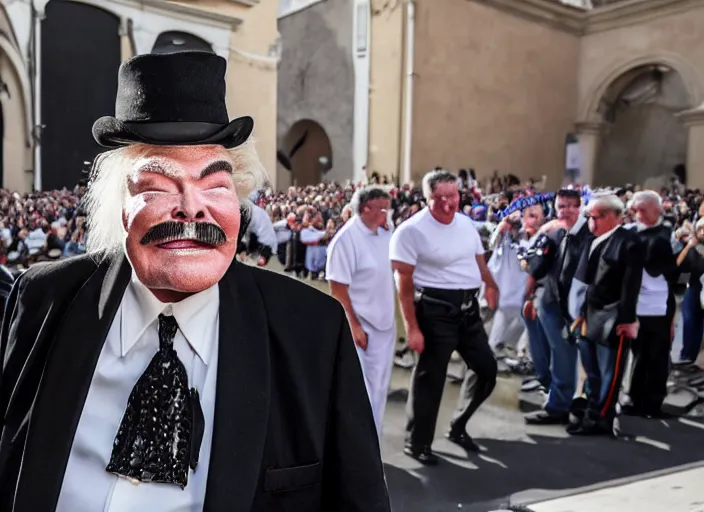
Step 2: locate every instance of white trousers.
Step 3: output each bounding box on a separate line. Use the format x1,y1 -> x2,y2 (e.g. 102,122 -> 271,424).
488,306 -> 526,350
355,320 -> 396,439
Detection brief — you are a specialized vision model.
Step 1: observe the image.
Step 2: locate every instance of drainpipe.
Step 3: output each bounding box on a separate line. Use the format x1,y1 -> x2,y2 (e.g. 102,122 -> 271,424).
33,0 -> 48,191
401,0 -> 415,185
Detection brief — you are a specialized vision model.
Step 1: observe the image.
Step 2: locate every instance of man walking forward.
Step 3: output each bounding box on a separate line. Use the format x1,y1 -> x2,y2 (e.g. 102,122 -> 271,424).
326,187 -> 396,438
390,170 -> 499,465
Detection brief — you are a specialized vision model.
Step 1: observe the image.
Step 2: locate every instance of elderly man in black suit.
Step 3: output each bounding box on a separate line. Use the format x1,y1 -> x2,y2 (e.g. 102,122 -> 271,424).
0,51 -> 389,512
568,194 -> 643,437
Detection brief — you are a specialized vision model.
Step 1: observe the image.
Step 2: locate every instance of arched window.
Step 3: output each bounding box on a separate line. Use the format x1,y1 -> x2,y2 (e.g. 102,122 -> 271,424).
151,31 -> 213,54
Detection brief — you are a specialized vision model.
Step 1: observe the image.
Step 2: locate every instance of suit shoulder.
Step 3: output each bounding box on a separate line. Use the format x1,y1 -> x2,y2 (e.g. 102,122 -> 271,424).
246,264 -> 342,314
20,254 -> 98,289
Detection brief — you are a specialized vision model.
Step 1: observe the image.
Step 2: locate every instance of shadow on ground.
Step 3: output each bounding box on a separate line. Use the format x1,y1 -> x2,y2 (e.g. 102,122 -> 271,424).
382,413 -> 704,512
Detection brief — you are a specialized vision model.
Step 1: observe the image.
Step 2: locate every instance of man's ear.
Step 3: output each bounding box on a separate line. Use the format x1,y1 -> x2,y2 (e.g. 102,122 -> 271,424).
122,210 -> 129,231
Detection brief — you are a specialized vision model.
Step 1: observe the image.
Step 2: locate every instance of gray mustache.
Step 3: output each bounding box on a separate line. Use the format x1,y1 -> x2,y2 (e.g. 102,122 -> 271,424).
140,222 -> 227,246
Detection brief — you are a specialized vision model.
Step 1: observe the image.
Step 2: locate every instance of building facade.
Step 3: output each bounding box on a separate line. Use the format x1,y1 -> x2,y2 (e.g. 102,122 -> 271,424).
0,0 -> 277,194
368,0 -> 704,190
278,0 -> 704,190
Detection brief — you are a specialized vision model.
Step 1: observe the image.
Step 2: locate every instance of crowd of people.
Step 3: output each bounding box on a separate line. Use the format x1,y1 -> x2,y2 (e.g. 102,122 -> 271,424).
0,182 -> 89,270
238,168 -> 704,462
1,167 -> 702,447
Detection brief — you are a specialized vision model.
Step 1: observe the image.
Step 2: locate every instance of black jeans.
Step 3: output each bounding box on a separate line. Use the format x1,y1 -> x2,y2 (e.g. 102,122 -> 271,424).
630,315 -> 671,413
406,291 -> 497,448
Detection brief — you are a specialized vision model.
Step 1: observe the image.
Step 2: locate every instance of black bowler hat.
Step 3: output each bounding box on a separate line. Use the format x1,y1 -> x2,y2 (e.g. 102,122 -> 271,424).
92,51 -> 253,149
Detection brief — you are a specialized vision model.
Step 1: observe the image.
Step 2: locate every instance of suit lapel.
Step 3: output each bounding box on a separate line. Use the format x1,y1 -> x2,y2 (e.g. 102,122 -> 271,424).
14,254 -> 131,512
204,263 -> 271,512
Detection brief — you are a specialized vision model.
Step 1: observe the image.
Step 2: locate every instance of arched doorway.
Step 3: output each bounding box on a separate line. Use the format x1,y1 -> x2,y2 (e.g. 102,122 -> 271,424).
594,65 -> 692,186
42,0 -> 121,190
279,120 -> 332,187
152,31 -> 214,54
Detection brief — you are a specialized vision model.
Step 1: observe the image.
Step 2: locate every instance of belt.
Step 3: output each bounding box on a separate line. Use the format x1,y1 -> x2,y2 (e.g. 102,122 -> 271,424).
414,287 -> 479,312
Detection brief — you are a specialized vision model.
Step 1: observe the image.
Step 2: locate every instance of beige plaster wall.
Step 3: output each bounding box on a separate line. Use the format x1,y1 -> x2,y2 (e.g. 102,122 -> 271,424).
174,0 -> 279,189
0,7 -> 31,194
367,0 -> 404,183
410,0 -> 580,189
0,53 -> 31,194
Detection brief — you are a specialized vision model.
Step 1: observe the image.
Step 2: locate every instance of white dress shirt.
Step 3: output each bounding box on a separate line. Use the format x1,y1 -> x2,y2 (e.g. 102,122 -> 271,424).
56,274 -> 220,512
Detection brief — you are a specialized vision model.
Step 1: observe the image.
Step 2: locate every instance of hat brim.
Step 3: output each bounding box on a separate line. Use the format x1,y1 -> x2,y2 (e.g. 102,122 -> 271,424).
92,115 -> 254,149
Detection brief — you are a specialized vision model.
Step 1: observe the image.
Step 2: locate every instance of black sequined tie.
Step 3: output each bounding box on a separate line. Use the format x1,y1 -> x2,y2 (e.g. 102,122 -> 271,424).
106,314 -> 205,489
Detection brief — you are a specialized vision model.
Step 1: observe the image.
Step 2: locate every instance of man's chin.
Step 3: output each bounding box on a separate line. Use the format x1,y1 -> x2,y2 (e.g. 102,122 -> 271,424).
132,253 -> 233,293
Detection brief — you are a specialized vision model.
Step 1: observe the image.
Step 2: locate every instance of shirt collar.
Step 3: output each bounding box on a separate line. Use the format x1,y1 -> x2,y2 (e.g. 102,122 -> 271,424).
590,225 -> 620,255
354,215 -> 379,236
121,272 -> 219,365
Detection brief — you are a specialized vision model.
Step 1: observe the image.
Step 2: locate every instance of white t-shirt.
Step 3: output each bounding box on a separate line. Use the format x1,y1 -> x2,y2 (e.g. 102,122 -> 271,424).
638,271 -> 668,316
389,208 -> 484,289
325,216 -> 395,331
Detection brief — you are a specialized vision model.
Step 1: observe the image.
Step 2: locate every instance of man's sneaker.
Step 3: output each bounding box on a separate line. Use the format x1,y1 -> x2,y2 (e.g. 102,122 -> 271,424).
521,377 -> 543,393
394,348 -> 415,369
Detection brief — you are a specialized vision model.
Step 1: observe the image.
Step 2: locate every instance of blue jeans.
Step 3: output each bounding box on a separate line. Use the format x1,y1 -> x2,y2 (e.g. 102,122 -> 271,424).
681,284 -> 704,362
537,299 -> 578,414
524,309 -> 551,390
577,337 -> 630,422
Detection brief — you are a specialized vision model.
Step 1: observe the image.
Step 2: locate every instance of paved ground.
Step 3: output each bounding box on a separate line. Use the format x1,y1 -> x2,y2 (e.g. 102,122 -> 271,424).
264,263 -> 704,511
382,365 -> 704,512
529,465 -> 704,512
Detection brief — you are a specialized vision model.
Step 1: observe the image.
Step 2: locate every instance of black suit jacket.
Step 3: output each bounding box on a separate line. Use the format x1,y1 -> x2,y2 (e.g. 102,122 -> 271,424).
583,227 -> 644,331
0,254 -> 389,512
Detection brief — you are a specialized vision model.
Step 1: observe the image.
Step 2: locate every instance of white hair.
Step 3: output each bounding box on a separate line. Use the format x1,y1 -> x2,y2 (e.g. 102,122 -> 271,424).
586,194 -> 624,214
421,170 -> 456,200
348,185 -> 392,215
631,190 -> 663,211
83,138 -> 268,257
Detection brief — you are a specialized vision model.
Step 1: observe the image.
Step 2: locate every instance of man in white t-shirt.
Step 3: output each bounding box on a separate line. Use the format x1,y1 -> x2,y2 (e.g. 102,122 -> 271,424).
390,170 -> 499,465
326,187 -> 396,438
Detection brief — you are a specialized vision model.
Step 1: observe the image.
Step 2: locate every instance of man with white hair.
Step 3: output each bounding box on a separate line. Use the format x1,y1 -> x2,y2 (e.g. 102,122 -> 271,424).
568,194 -> 643,436
0,51 -> 389,512
326,186 -> 395,438
624,190 -> 677,417
391,170 -> 499,465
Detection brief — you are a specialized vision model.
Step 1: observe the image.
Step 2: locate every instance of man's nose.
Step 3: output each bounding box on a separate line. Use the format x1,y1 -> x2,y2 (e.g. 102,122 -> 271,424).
172,189 -> 206,222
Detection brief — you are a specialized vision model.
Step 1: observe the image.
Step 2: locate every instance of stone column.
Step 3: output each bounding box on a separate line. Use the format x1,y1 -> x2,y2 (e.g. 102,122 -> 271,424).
678,108 -> 704,190
119,17 -> 134,62
574,120 -> 607,186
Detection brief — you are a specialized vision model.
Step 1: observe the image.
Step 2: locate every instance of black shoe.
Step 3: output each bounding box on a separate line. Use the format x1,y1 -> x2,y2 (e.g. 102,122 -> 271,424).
525,410 -> 570,425
445,429 -> 480,453
566,418 -> 615,437
403,444 -> 439,465
620,403 -> 644,417
565,420 -> 583,435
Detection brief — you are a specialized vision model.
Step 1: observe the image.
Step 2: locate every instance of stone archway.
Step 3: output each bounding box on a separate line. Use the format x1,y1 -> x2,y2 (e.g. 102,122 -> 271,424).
593,65 -> 692,187
279,119 -> 333,187
575,53 -> 704,188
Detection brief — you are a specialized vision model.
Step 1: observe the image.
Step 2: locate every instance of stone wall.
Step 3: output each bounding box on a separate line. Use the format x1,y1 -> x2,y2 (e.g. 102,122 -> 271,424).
277,0 -> 355,188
